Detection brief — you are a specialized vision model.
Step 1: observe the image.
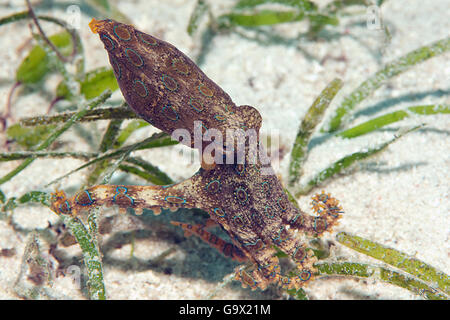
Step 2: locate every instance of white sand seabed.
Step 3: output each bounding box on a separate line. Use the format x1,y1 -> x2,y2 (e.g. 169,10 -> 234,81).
0,0 -> 448,299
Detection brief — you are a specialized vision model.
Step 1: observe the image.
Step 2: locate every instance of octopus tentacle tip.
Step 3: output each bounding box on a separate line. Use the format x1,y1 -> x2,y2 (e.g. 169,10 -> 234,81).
89,18 -> 106,34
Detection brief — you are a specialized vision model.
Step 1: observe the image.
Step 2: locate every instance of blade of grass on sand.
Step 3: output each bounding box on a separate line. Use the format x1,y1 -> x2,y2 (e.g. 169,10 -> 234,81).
56,67 -> 118,101
187,0 -> 209,36
288,78 -> 343,186
230,0 -> 336,36
234,0 -> 317,11
217,9 -> 306,28
124,156 -> 174,185
6,124 -> 56,149
325,37 -> 450,133
45,132 -> 177,187
20,107 -> 139,126
61,213 -> 106,300
315,261 -> 448,300
86,112 -> 173,185
0,151 -> 103,162
80,113 -> 124,300
118,164 -> 172,186
97,135 -> 146,185
113,120 -> 149,148
86,119 -> 123,185
336,232 -> 450,296
295,125 -> 421,196
15,31 -> 74,86
1,191 -> 51,213
0,11 -> 83,68
0,90 -> 112,186
307,13 -> 339,35
338,104 -> 449,138
324,0 -> 388,14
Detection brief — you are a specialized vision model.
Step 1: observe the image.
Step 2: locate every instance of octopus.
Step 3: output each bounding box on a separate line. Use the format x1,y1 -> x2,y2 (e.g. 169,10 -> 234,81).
50,18 -> 344,290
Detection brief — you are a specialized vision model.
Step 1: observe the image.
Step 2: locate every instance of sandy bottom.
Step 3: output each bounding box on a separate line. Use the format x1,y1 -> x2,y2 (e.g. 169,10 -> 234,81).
0,0 -> 448,299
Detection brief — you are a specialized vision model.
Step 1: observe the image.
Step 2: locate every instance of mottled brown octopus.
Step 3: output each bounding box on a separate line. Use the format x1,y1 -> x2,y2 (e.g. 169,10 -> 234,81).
51,18 -> 344,290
